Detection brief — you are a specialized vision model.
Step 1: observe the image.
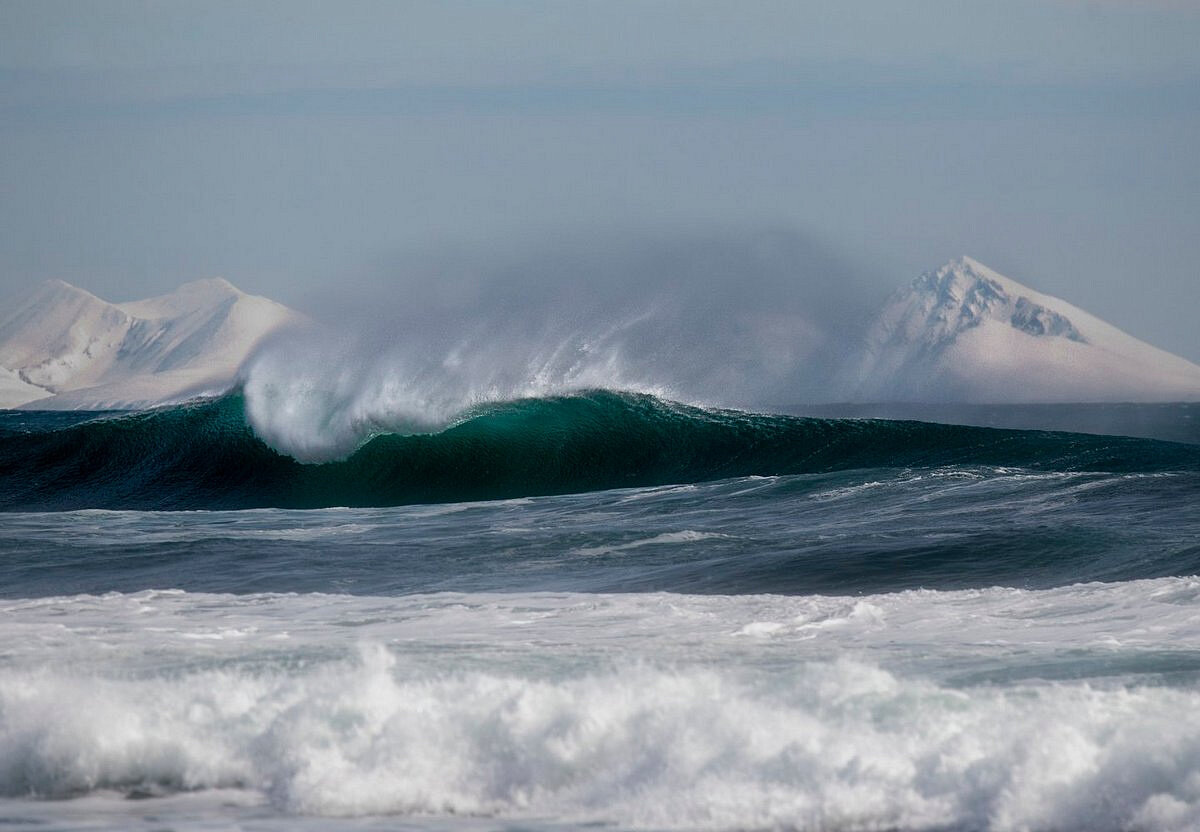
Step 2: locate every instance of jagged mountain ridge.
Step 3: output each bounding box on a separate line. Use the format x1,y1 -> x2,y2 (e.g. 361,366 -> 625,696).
847,256 -> 1200,403
3,257 -> 1198,410
0,278 -> 305,409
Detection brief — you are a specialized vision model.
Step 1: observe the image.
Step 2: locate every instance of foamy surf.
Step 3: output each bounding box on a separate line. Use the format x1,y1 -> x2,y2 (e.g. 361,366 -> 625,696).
2,583 -> 1200,831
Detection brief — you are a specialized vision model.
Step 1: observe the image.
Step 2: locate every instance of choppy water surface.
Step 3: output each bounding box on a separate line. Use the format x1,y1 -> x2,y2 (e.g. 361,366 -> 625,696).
1,397 -> 1199,831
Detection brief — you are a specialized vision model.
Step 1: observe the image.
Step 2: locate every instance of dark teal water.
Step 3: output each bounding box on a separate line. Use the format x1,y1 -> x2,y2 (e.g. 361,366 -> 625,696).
3,391 -> 1199,512
1,393 -> 1198,598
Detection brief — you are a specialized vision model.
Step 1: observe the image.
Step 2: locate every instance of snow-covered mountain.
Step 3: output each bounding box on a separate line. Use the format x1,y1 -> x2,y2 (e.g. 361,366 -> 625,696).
846,256 -> 1200,403
0,278 -> 305,409
4,258 -> 1198,410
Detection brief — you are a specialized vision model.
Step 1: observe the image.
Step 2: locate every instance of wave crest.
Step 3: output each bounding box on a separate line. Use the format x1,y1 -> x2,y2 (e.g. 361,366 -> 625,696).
2,391 -> 1198,511
239,323 -> 671,462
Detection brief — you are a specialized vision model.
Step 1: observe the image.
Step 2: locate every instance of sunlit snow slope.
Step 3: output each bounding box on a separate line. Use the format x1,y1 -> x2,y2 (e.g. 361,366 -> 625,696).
5,256 -> 1198,410
0,278 -> 304,409
847,256 -> 1200,402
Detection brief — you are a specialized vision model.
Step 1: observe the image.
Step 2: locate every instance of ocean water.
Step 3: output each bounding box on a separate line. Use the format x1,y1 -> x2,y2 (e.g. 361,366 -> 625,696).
2,393 -> 1200,831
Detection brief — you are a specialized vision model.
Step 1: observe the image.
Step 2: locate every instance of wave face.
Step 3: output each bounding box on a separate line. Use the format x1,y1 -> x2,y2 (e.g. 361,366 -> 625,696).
3,391 -> 1199,512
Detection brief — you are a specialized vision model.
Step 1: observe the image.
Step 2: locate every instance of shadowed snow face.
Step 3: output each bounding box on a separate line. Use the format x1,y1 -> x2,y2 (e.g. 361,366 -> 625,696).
849,257 -> 1200,404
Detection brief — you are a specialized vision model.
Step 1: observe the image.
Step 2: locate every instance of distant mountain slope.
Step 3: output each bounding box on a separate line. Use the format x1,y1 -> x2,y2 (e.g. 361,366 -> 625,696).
0,278 -> 305,409
846,256 -> 1200,402
6,258 -> 1198,411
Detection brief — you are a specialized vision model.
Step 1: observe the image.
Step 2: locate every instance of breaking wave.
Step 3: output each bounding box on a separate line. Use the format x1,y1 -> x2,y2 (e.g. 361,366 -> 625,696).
2,390 -> 1199,511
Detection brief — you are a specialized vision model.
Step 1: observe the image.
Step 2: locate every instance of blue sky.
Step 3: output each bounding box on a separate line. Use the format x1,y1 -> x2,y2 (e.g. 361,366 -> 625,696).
2,0 -> 1199,359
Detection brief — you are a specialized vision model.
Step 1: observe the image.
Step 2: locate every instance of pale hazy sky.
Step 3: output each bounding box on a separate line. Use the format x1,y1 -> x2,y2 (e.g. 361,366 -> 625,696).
2,0 -> 1199,360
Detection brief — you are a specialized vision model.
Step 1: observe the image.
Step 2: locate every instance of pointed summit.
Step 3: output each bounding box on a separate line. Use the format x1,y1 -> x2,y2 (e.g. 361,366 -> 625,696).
195,276 -> 235,291
0,280 -> 132,394
847,257 -> 1200,403
169,276 -> 240,299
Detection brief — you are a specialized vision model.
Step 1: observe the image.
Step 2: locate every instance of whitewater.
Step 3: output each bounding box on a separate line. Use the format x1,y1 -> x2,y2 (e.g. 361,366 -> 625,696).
5,579 -> 1200,832
1,388 -> 1199,832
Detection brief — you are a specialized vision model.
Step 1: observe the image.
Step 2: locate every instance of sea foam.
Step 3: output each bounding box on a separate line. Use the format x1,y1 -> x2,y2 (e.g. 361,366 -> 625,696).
4,584 -> 1200,831
3,647 -> 1200,830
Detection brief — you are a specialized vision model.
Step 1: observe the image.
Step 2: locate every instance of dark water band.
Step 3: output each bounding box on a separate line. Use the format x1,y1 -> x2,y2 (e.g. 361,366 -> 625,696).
3,390 -> 1198,511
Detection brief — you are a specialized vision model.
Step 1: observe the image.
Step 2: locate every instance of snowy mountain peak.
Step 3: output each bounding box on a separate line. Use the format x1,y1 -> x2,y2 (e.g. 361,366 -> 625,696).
118,277 -> 243,319
0,280 -> 133,393
172,276 -> 239,297
850,257 -> 1200,403
0,278 -> 305,409
164,276 -> 239,300
892,257 -> 1088,349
